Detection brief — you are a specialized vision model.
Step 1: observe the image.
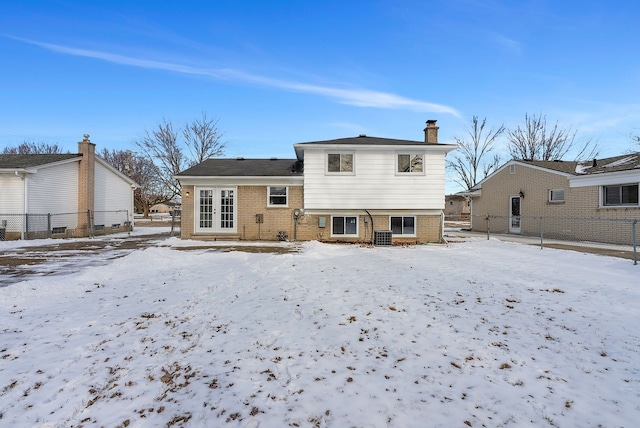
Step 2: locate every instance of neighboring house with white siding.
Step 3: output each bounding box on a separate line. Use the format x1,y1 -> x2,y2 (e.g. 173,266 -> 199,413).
0,135 -> 136,240
176,120 -> 457,244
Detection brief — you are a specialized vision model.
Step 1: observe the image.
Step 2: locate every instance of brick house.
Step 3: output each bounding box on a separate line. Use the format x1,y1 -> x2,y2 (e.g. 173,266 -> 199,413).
176,120 -> 457,244
466,153 -> 640,243
444,194 -> 470,220
0,135 -> 136,240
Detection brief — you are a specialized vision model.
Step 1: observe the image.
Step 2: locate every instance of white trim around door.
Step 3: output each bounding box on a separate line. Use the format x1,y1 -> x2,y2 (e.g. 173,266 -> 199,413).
195,186 -> 237,234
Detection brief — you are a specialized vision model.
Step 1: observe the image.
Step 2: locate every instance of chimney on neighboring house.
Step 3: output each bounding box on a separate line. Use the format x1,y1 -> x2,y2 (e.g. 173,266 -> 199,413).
424,119 -> 439,144
77,134 -> 96,236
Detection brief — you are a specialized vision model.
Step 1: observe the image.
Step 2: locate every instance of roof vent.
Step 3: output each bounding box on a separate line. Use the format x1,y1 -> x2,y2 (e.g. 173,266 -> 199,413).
236,157 -> 245,160
358,134 -> 367,137
270,157 -> 278,160
592,158 -> 597,167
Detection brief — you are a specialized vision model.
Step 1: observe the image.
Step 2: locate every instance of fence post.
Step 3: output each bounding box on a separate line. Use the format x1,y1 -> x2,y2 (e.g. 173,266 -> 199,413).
88,210 -> 94,238
486,215 -> 490,240
47,213 -> 51,238
633,219 -> 637,266
25,213 -> 29,240
539,216 -> 544,250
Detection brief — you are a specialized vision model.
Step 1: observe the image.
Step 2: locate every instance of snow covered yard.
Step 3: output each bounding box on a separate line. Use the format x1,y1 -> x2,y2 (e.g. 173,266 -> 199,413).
1,236 -> 638,427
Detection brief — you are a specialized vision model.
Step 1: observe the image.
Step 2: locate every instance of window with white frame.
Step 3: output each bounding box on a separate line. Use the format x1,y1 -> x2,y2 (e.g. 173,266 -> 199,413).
390,216 -> 415,235
603,184 -> 639,206
327,153 -> 354,173
549,189 -> 565,203
268,186 -> 288,206
332,216 -> 358,236
397,153 -> 424,173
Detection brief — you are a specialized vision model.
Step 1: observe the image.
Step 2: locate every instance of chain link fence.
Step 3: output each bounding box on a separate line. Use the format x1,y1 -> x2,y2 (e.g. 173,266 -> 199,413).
466,214 -> 638,265
0,210 -> 132,241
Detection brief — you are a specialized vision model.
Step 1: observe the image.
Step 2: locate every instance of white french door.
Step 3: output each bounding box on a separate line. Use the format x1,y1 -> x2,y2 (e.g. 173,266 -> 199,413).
195,187 -> 236,233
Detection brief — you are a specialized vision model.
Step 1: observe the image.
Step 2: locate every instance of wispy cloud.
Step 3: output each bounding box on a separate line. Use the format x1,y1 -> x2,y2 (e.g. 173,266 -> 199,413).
8,36 -> 460,116
491,33 -> 522,54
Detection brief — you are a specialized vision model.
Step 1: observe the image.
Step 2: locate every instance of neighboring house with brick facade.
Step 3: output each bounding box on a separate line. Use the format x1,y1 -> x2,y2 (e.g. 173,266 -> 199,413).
176,120 -> 457,244
0,135 -> 136,240
466,153 -> 640,242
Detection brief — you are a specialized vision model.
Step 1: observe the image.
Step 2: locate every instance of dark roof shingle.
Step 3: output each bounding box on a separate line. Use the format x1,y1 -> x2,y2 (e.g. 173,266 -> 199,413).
176,158 -> 303,177
296,135 -> 438,146
0,154 -> 79,169
520,153 -> 640,175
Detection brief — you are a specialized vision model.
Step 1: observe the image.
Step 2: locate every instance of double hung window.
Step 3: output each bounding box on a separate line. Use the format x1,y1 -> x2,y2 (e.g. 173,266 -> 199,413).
268,186 -> 288,206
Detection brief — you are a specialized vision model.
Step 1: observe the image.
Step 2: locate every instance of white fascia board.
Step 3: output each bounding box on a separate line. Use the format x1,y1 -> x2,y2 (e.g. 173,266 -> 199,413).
294,143 -> 457,157
570,169 -> 640,187
176,176 -> 304,186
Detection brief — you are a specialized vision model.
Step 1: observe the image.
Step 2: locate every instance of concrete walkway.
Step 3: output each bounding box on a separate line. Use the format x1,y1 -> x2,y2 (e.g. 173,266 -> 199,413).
444,229 -> 638,264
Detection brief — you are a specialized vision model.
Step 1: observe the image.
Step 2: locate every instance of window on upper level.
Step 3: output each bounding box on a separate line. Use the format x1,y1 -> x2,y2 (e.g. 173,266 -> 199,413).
397,153 -> 423,173
327,153 -> 354,173
268,186 -> 288,207
603,184 -> 639,206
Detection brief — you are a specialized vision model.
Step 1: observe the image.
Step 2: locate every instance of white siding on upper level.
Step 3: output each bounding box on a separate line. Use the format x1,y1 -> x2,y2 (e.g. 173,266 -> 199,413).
0,175 -> 24,214
94,160 -> 134,226
28,162 -> 78,215
302,146 -> 449,210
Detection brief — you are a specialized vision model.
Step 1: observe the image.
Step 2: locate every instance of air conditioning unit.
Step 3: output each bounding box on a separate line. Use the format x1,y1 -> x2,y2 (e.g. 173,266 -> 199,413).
374,230 -> 392,246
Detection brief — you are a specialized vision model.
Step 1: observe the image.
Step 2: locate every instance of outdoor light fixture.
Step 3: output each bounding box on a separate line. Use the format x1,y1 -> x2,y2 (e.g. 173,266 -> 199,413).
519,190 -> 525,198
185,191 -> 190,197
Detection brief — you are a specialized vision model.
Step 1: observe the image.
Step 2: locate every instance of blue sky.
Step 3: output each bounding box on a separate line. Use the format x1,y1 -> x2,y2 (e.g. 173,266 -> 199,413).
1,1 -> 639,191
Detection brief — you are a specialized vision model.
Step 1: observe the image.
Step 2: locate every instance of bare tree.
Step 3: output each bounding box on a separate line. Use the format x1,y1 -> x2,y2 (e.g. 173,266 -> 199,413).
183,112 -> 226,164
507,113 -> 598,161
136,118 -> 183,197
447,116 -> 505,190
101,149 -> 170,217
2,141 -> 66,154
136,113 -> 226,199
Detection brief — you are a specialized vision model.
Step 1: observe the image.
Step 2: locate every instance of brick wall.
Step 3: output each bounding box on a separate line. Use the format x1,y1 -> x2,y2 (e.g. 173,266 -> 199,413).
180,184 -> 444,243
77,137 -> 96,236
471,163 -> 639,244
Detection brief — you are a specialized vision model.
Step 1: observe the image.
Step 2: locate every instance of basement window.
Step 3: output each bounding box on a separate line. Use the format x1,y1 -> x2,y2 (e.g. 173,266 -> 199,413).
332,216 -> 358,236
390,216 -> 416,236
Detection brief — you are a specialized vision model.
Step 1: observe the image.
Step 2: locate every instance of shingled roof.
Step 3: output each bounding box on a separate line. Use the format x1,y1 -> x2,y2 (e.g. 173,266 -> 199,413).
520,153 -> 640,175
295,135 -> 440,146
0,153 -> 79,169
176,158 -> 303,177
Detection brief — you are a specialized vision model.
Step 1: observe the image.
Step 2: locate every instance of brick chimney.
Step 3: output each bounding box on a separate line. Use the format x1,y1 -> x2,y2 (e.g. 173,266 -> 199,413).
77,134 -> 96,235
424,119 -> 439,144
